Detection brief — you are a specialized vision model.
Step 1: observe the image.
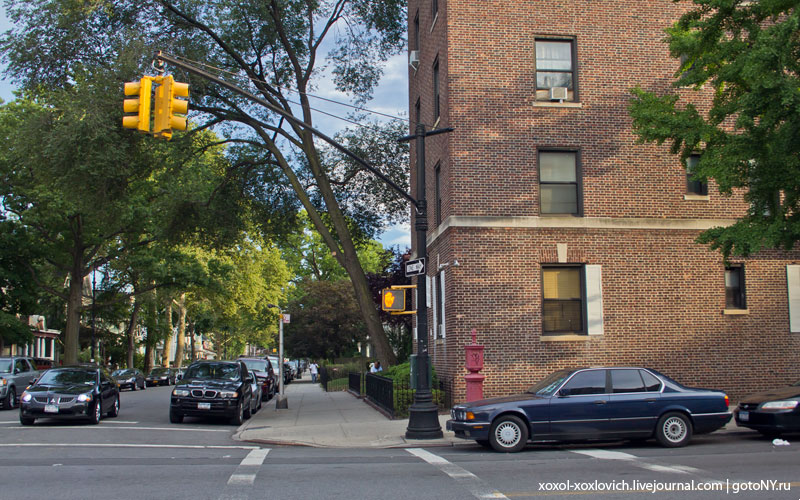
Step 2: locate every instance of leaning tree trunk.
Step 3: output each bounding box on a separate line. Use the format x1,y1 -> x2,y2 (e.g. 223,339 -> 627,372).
174,293 -> 187,368
162,299 -> 173,367
126,297 -> 141,369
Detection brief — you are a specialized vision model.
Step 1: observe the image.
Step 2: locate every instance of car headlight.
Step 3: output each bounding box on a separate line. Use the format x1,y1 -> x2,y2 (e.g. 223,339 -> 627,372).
127,378 -> 135,383
761,400 -> 799,411
218,391 -> 238,398
172,389 -> 190,397
21,392 -> 31,403
77,393 -> 93,402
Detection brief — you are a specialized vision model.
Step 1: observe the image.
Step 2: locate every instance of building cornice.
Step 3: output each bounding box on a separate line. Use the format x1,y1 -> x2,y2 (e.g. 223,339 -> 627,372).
426,216 -> 739,246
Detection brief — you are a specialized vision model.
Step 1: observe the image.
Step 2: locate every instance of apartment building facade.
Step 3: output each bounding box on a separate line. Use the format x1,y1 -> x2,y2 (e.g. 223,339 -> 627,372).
408,0 -> 800,401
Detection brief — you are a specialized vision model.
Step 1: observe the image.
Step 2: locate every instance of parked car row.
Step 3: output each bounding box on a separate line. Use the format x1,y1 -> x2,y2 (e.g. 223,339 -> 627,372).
447,366 -> 800,453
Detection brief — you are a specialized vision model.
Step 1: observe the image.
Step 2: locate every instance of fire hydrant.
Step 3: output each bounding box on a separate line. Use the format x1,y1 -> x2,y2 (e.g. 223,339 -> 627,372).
464,328 -> 485,402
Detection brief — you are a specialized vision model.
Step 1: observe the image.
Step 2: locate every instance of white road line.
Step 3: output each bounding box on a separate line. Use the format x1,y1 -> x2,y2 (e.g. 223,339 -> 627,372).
571,449 -> 712,477
0,443 -> 258,450
239,448 -> 270,466
227,474 -> 255,485
8,425 -> 227,432
407,448 -> 509,500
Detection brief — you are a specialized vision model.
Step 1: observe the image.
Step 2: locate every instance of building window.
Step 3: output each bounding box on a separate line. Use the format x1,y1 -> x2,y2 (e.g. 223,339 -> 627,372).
535,39 -> 577,101
542,266 -> 584,334
725,265 -> 746,309
433,57 -> 440,121
436,271 -> 444,337
539,150 -> 580,215
686,154 -> 708,195
413,11 -> 420,51
434,162 -> 442,224
431,0 -> 438,23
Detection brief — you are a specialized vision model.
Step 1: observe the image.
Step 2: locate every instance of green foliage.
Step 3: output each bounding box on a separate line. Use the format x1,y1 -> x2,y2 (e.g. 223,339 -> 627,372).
629,1 -> 800,258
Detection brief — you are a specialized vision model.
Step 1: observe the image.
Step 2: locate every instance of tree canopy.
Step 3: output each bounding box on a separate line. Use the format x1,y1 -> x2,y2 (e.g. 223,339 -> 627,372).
629,1 -> 800,258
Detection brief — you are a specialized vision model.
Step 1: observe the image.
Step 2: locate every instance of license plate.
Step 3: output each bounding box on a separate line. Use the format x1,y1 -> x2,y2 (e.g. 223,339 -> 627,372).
739,411 -> 749,421
198,402 -> 211,410
44,404 -> 58,413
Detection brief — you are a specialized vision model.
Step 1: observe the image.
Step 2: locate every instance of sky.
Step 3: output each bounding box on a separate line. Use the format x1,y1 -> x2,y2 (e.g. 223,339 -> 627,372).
0,6 -> 412,250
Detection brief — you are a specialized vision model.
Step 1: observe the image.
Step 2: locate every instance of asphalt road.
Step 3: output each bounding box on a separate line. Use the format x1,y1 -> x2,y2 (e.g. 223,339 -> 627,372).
0,386 -> 797,500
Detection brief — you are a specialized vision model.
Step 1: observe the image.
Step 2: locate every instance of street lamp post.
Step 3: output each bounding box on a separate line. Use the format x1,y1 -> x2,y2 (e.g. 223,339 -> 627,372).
268,303 -> 288,409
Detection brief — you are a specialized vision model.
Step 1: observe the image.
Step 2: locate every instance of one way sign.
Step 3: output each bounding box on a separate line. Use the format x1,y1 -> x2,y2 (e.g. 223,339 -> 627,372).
404,258 -> 426,277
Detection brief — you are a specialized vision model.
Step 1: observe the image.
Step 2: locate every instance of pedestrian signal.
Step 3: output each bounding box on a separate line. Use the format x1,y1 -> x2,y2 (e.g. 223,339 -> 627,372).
381,289 -> 405,312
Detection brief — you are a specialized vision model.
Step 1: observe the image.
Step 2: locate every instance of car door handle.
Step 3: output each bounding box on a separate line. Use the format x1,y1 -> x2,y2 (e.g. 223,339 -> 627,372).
645,398 -> 657,403
593,400 -> 607,405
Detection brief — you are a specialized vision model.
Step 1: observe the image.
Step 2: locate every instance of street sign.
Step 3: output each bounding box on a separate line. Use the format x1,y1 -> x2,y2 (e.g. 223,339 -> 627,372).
282,314 -> 291,324
405,258 -> 426,277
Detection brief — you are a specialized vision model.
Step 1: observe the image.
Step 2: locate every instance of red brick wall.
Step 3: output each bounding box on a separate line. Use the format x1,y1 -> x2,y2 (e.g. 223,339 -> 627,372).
408,0 -> 800,403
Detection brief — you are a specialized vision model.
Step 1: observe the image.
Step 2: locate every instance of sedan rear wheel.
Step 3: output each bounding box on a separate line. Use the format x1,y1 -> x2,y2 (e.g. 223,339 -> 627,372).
489,415 -> 528,453
4,387 -> 16,410
656,412 -> 692,447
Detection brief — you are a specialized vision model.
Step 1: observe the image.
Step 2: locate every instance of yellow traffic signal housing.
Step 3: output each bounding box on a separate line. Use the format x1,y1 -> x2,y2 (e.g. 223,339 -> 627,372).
122,77 -> 152,132
153,75 -> 189,139
381,289 -> 406,312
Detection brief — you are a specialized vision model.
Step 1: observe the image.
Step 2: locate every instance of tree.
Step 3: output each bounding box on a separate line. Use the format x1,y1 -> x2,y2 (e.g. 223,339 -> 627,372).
0,0 -> 409,366
0,72 -> 248,364
0,218 -> 38,349
629,1 -> 800,258
284,278 -> 365,359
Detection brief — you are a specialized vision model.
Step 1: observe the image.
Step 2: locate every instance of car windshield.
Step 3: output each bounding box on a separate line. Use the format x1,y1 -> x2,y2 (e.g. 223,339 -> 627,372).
0,360 -> 11,373
526,369 -> 573,396
149,368 -> 169,375
112,369 -> 136,377
183,363 -> 240,380
36,369 -> 96,386
242,360 -> 267,372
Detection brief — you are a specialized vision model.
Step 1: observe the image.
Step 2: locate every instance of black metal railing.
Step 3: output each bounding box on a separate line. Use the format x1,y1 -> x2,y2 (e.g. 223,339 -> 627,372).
365,373 -> 395,417
348,372 -> 362,394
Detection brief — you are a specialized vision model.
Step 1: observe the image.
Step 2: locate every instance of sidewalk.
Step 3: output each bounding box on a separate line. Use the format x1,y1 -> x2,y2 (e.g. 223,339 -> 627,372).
233,378 -> 749,449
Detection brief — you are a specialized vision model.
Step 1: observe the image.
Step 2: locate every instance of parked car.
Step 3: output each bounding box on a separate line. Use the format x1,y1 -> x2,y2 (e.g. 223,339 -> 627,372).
0,357 -> 40,409
290,360 -> 302,379
734,379 -> 800,438
111,368 -> 146,391
19,365 -> 120,425
248,374 -> 262,415
31,358 -> 54,371
169,360 -> 254,425
146,367 -> 176,386
174,367 -> 186,382
267,356 -> 287,386
239,357 -> 276,401
447,367 -> 732,452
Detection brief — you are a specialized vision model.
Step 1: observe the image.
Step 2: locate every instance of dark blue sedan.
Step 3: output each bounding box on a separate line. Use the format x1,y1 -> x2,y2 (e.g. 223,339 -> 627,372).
447,367 -> 732,452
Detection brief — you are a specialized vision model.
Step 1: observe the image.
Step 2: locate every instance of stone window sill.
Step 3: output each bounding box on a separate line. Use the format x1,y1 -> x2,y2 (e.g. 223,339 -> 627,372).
533,101 -> 583,108
541,334 -> 594,341
723,309 -> 749,315
684,194 -> 710,201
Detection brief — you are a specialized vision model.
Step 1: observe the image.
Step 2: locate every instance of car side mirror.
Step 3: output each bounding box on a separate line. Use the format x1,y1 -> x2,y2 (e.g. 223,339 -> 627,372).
245,375 -> 254,384
558,388 -> 570,397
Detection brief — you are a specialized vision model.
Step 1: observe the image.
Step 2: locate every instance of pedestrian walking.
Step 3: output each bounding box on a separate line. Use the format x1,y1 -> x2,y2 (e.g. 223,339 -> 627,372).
310,361 -> 319,383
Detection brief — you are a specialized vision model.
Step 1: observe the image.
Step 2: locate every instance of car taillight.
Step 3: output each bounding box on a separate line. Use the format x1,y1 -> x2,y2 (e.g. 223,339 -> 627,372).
724,395 -> 729,408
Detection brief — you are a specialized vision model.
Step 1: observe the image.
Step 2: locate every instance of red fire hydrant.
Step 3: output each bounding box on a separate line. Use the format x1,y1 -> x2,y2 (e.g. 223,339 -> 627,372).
464,328 -> 485,402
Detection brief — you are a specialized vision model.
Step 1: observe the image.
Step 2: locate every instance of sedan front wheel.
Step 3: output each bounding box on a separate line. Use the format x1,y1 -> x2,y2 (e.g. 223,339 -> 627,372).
489,415 -> 528,453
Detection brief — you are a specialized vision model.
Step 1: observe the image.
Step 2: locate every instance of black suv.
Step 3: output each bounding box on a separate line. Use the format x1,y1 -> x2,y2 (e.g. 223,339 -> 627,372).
169,360 -> 254,425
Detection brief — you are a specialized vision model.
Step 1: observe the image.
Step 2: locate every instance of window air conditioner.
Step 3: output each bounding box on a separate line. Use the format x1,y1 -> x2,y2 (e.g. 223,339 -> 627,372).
409,50 -> 420,70
549,87 -> 568,101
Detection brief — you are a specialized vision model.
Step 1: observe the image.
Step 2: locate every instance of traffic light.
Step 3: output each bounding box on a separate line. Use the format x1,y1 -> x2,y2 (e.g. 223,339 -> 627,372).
153,75 -> 189,139
122,77 -> 152,132
381,289 -> 406,312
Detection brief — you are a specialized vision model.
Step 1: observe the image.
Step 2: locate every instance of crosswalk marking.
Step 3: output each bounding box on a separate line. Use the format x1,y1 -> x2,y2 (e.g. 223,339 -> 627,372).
219,448 -> 270,499
407,448 -> 509,500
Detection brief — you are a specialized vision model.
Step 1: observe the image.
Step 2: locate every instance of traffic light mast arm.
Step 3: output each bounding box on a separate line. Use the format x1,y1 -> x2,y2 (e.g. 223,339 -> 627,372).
153,51 -> 418,209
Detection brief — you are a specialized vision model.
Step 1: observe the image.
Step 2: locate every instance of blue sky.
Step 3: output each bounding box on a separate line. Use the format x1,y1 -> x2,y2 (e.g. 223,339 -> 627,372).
0,6 -> 411,249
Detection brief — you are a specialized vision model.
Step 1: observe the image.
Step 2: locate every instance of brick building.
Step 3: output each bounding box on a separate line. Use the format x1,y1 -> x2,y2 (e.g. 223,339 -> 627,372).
408,0 -> 800,402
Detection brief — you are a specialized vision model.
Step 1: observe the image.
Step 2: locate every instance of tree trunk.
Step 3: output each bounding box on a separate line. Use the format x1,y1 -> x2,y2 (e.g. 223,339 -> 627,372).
162,298 -> 173,367
63,263 -> 85,365
189,321 -> 196,361
126,297 -> 141,369
174,293 -> 187,368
